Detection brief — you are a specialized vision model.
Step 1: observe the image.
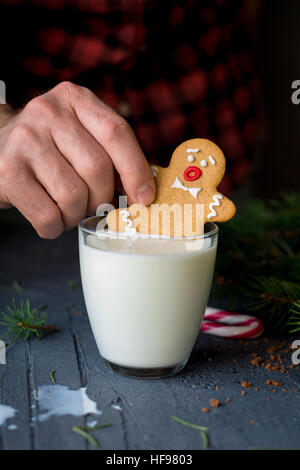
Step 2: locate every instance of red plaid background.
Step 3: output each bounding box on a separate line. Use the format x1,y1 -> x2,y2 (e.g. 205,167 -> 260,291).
0,0 -> 260,194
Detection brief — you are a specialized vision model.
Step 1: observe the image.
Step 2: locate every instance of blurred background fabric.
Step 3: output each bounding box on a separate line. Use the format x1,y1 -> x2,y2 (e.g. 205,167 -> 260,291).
0,0 -> 299,228
255,0 -> 300,198
0,0 -> 258,194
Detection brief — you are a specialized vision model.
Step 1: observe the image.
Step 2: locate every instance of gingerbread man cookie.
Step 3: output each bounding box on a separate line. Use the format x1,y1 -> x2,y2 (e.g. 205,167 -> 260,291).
107,139 -> 236,237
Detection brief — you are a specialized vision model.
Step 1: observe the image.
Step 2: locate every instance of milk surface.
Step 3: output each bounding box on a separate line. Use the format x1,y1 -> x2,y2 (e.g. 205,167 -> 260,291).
79,231 -> 217,368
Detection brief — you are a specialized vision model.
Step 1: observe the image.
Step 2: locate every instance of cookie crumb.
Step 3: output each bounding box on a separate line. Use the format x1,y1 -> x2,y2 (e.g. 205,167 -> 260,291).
241,382 -> 252,389
209,398 -> 220,408
226,397 -> 231,402
250,420 -> 256,424
202,407 -> 209,413
265,380 -> 282,387
251,356 -> 263,367
241,391 -> 246,396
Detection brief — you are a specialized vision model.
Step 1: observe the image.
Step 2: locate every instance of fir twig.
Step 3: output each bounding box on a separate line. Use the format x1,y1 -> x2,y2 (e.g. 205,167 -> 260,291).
211,193 -> 300,331
0,299 -> 59,343
288,302 -> 300,333
248,277 -> 300,329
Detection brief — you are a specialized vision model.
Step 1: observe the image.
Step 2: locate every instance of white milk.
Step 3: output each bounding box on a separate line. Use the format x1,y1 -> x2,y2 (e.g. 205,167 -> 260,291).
79,231 -> 217,369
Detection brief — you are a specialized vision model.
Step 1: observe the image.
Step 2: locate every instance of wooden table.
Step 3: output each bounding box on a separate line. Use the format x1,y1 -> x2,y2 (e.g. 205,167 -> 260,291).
0,223 -> 299,450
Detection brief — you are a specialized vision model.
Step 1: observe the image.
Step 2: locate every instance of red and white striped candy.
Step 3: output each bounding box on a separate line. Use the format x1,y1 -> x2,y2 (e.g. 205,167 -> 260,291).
200,307 -> 264,339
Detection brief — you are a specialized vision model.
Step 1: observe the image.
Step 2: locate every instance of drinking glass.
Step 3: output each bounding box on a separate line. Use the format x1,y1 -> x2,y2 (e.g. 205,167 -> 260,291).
79,217 -> 218,379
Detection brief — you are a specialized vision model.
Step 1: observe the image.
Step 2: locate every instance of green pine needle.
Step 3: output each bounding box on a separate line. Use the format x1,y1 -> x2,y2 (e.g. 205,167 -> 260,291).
50,370 -> 56,383
0,299 -> 58,344
72,426 -> 100,448
171,416 -> 208,449
77,423 -> 112,432
72,423 -> 112,448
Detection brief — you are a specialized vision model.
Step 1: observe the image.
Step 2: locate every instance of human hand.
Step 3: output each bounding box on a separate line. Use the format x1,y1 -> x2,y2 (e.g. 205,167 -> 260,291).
0,82 -> 155,238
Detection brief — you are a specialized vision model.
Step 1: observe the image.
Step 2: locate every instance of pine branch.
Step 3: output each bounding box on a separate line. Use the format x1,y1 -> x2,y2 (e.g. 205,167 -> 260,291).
288,302 -> 300,333
247,277 -> 300,329
210,193 -> 300,331
0,299 -> 59,343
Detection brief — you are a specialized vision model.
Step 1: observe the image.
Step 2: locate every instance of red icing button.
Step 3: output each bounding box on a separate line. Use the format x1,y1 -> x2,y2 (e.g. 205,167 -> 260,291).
184,166 -> 202,182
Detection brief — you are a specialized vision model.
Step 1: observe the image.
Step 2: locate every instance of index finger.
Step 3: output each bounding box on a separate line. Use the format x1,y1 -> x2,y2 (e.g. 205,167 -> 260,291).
55,82 -> 155,205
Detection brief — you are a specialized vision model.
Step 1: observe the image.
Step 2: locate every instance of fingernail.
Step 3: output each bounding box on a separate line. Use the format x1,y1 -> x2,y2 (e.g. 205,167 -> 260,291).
136,182 -> 155,204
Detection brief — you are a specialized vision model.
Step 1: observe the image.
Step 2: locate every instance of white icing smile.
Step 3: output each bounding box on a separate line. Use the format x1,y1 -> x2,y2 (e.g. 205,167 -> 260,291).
171,177 -> 202,199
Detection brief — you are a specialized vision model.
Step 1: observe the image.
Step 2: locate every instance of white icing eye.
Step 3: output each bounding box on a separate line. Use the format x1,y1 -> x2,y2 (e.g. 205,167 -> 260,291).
200,160 -> 207,167
187,155 -> 195,163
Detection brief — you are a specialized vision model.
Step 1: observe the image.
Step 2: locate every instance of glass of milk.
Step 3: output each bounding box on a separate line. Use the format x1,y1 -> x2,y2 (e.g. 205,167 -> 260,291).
79,217 -> 218,379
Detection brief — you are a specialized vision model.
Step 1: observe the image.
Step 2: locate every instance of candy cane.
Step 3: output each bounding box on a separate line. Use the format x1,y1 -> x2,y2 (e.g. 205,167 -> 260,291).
200,307 -> 264,339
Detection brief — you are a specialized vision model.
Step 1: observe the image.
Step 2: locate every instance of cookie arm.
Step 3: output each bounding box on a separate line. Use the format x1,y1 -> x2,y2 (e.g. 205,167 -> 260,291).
218,197 -> 236,222
205,193 -> 236,223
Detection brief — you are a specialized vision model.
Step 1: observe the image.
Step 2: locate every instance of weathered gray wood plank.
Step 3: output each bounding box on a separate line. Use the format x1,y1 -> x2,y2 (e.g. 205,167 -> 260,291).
0,332 -> 32,450
0,223 -> 300,450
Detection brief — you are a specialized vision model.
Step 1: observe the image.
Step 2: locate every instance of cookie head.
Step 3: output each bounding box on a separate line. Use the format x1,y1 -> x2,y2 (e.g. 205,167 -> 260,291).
169,138 -> 226,188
